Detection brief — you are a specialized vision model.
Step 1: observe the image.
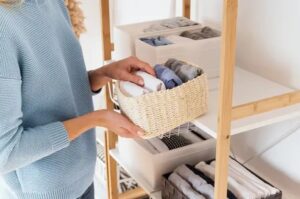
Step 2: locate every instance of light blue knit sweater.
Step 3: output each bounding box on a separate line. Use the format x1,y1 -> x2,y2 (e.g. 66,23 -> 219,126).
0,0 -> 97,198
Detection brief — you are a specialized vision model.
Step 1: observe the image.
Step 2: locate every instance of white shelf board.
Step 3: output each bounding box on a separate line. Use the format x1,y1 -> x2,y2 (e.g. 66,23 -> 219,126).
109,149 -> 156,195
193,67 -> 300,138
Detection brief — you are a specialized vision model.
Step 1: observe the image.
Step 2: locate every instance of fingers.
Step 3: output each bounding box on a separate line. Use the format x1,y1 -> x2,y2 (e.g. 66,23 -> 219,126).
129,57 -> 155,76
126,73 -> 145,86
116,127 -> 139,138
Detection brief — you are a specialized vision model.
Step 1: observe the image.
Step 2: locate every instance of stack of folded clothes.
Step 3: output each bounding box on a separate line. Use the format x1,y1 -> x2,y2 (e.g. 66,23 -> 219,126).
143,18 -> 199,33
120,58 -> 203,96
180,26 -> 220,40
164,158 -> 281,199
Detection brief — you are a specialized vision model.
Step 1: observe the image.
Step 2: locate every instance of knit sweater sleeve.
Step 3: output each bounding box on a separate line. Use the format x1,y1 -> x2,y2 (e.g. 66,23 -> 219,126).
0,36 -> 70,174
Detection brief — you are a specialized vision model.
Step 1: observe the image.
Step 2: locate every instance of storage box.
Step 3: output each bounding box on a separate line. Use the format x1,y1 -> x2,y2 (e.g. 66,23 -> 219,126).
135,28 -> 221,78
161,160 -> 282,199
117,131 -> 216,192
113,17 -> 202,60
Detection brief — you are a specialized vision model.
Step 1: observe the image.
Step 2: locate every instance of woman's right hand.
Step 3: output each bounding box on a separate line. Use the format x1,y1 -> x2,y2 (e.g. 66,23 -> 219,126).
96,110 -> 144,138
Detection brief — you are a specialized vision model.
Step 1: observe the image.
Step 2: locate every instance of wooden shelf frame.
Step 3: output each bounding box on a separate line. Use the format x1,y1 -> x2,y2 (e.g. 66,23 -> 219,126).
98,0 -> 300,199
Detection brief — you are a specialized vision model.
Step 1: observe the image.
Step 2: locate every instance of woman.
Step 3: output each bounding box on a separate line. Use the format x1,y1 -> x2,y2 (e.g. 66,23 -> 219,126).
0,0 -> 154,198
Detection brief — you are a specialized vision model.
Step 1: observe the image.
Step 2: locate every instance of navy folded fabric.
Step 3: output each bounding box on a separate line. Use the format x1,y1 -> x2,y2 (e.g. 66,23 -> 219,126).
140,36 -> 173,46
154,64 -> 183,89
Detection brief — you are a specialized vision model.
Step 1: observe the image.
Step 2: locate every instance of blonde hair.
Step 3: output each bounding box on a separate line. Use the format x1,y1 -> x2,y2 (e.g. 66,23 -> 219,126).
0,0 -> 23,6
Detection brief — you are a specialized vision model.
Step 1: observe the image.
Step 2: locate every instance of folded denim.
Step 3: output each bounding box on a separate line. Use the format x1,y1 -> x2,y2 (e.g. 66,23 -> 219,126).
180,26 -> 220,40
154,64 -> 183,89
168,173 -> 206,199
140,36 -> 173,46
165,58 -> 203,83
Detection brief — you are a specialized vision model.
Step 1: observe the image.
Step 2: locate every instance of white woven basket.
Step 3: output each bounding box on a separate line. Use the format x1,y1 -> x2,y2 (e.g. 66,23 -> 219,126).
116,69 -> 208,139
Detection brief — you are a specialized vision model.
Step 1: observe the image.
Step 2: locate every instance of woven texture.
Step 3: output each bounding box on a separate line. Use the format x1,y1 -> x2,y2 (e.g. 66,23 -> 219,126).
116,73 -> 208,139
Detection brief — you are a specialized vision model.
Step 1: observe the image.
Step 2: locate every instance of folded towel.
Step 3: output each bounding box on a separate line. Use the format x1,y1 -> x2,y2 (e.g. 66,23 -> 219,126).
140,36 -> 173,47
227,159 -> 279,196
135,71 -> 166,92
144,18 -> 199,32
196,161 -> 257,199
168,173 -> 206,199
148,137 -> 169,153
119,81 -> 149,97
174,165 -> 214,199
165,58 -> 203,83
154,64 -> 183,89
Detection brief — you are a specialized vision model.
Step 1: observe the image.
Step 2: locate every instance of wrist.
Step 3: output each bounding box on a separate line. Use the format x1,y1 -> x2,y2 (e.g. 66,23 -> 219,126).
89,68 -> 111,92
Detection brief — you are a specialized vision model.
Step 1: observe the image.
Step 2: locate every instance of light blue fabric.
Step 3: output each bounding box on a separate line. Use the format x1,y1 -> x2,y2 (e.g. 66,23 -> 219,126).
0,1 -> 96,198
140,36 -> 172,46
154,64 -> 182,89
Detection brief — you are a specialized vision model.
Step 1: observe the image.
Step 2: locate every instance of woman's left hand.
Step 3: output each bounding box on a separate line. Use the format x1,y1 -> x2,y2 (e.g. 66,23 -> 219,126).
89,56 -> 155,92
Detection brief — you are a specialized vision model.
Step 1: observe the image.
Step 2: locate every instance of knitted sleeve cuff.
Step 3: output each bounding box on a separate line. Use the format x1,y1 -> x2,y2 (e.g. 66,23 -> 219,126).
47,122 -> 70,152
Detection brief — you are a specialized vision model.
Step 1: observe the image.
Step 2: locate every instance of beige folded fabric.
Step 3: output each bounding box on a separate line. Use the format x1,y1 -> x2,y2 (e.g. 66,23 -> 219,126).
119,81 -> 149,97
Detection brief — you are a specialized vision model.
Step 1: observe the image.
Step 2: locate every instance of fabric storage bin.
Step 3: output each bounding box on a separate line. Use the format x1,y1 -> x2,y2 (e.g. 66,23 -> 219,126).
161,160 -> 282,199
113,17 -> 202,60
116,61 -> 208,139
135,27 -> 221,78
117,131 -> 216,192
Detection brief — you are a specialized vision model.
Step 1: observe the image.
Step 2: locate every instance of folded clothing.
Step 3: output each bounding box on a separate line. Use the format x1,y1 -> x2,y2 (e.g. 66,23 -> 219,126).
119,81 -> 150,97
147,137 -> 169,153
135,71 -> 166,92
140,36 -> 173,46
154,64 -> 183,89
143,17 -> 199,33
165,58 -> 203,83
180,26 -> 220,40
165,35 -> 195,44
175,165 -> 214,199
168,173 -> 206,199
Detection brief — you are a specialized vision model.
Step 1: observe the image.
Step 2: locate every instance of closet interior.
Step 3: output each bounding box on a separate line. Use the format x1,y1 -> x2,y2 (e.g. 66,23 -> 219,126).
97,0 -> 300,199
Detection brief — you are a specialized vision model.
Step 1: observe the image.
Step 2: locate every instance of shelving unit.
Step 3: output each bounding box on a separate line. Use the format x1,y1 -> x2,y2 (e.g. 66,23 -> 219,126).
98,0 -> 300,198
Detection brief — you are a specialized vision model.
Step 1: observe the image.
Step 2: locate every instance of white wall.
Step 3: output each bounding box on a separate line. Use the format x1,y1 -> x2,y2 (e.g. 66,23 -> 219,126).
192,0 -> 300,198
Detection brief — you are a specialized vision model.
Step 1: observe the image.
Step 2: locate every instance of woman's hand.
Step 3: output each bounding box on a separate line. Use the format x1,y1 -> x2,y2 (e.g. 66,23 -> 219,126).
89,56 -> 155,92
64,110 -> 144,140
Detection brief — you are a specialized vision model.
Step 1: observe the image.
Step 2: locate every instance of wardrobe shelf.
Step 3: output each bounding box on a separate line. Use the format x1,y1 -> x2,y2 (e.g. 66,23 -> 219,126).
193,67 -> 300,138
109,149 -> 156,195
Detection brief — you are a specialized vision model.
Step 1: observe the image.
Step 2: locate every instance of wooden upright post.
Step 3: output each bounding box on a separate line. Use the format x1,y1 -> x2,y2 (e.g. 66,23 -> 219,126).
214,0 -> 238,199
100,0 -> 119,199
183,0 -> 191,19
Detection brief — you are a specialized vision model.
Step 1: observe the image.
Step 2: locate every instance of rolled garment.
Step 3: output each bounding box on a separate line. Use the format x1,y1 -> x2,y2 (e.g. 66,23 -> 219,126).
160,135 -> 190,150
135,71 -> 166,92
180,26 -> 220,40
164,58 -> 203,83
180,131 -> 204,143
154,64 -> 183,89
228,159 -> 280,196
119,81 -> 150,97
168,173 -> 206,199
140,36 -> 173,46
196,162 -> 257,199
174,165 -> 215,199
148,137 -> 169,153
